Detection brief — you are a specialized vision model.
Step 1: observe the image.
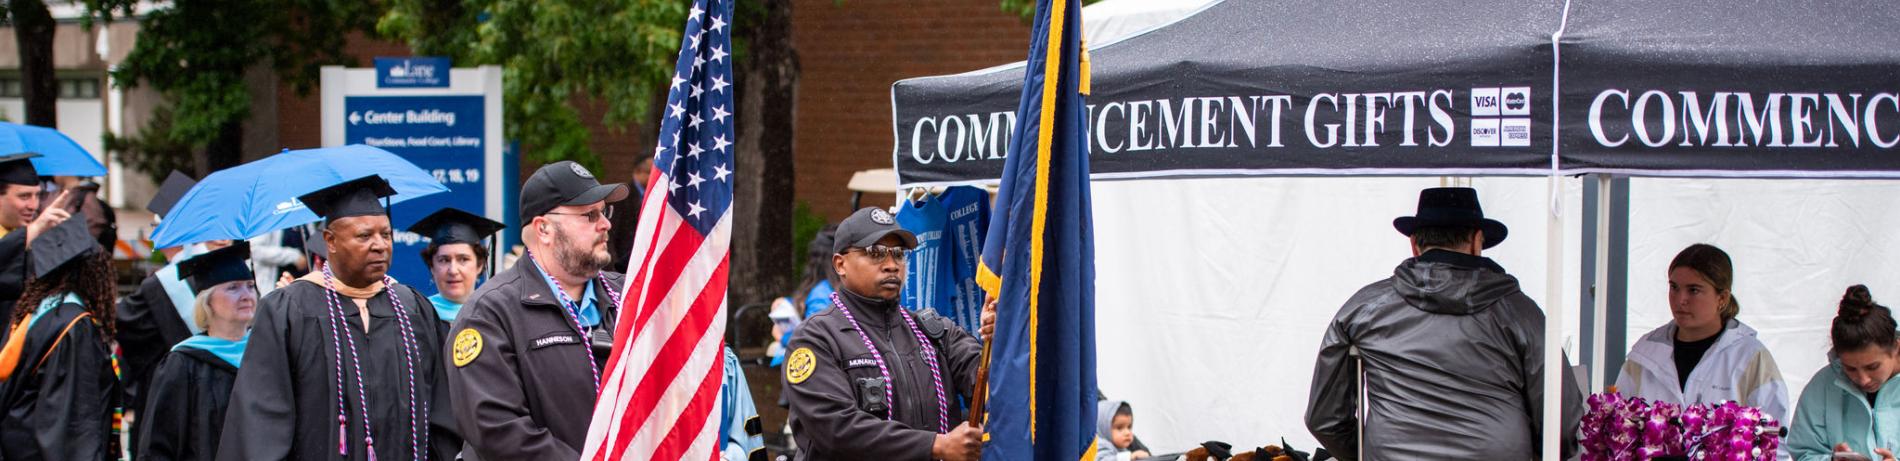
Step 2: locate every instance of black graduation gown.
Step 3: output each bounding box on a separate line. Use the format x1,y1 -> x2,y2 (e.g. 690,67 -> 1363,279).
136,347 -> 236,461
0,300 -> 122,461
0,230 -> 27,331
217,279 -> 461,461
117,274 -> 193,432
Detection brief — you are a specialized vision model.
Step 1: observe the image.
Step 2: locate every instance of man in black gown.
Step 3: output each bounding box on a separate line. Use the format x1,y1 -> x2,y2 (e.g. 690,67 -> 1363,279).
218,175 -> 460,460
0,153 -> 73,329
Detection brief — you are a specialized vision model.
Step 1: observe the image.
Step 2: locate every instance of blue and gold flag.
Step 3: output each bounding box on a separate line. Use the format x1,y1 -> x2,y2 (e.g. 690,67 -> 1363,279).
976,0 -> 1095,458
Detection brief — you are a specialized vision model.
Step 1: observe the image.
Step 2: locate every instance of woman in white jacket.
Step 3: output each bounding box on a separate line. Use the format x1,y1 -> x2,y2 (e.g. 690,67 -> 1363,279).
1616,243 -> 1791,425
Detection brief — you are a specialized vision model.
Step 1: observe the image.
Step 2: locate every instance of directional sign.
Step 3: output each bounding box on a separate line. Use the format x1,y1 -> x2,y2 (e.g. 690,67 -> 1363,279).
342,95 -> 485,293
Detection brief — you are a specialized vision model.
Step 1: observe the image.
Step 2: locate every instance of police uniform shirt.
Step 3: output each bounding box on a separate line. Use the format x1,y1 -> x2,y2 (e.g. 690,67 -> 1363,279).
445,257 -> 624,460
782,288 -> 983,461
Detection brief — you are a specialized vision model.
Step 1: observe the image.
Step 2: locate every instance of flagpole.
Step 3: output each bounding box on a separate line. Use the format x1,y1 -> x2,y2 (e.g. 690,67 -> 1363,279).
969,333 -> 993,427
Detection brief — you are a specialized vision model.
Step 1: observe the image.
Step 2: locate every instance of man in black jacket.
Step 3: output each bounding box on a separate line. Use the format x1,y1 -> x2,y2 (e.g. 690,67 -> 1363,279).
784,207 -> 988,461
1305,187 -> 1581,461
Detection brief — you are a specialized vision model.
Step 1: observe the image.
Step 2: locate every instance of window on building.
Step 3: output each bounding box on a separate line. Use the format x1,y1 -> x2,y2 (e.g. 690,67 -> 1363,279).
59,78 -> 100,99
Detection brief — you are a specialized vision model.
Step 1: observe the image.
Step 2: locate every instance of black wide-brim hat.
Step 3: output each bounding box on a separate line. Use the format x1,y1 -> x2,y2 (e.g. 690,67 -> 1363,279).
1392,187 -> 1509,249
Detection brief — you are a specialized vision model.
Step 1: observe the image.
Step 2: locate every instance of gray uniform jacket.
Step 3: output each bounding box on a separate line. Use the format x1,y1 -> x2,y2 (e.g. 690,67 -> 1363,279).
445,258 -> 623,461
783,289 -> 982,461
1305,250 -> 1581,461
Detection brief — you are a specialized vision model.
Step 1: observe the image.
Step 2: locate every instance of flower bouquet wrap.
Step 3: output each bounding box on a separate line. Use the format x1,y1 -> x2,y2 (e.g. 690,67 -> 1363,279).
1579,392 -> 1783,461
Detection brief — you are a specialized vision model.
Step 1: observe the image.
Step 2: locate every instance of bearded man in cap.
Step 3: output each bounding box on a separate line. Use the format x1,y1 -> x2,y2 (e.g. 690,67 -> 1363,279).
1304,187 -> 1581,461
219,175 -> 460,460
447,161 -> 765,460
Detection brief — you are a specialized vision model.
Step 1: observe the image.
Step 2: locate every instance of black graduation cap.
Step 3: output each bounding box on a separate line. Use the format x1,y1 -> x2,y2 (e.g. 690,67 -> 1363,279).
177,241 -> 254,292
296,175 -> 396,223
407,208 -> 504,248
30,217 -> 97,279
147,170 -> 196,218
0,152 -> 40,187
303,231 -> 328,259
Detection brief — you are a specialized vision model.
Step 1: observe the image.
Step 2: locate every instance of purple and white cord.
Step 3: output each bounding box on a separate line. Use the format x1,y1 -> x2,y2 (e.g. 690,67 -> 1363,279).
321,266 -> 378,459
382,275 -> 429,461
830,292 -> 950,433
319,267 -> 430,461
529,252 -> 626,394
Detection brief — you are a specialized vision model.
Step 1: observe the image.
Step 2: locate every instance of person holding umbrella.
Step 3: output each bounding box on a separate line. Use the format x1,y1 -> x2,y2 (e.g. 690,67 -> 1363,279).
406,208 -> 504,330
0,217 -> 123,460
115,171 -> 213,448
218,175 -> 461,460
0,153 -> 74,325
136,242 -> 258,461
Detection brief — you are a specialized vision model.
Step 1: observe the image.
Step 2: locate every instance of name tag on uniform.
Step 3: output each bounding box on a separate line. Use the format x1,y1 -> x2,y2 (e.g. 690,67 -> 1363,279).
846,357 -> 879,369
532,334 -> 583,349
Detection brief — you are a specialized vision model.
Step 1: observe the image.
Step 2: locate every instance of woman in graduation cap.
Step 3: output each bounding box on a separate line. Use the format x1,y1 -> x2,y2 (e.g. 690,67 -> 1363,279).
136,242 -> 257,461
0,217 -> 123,461
407,208 -> 504,330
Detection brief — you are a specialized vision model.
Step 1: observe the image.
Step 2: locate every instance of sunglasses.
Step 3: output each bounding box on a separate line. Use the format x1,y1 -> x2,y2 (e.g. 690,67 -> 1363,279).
844,244 -> 909,263
545,205 -> 614,223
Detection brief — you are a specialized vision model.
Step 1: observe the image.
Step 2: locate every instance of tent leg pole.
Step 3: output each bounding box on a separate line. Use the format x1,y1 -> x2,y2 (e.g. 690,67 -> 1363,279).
1591,174 -> 1612,390
1580,177 -> 1600,388
1606,177 -> 1631,386
1544,175 -> 1565,461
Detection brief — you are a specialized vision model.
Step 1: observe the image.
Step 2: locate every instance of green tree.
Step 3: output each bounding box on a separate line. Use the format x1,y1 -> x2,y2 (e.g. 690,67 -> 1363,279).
4,0 -> 62,129
378,0 -> 688,174
108,0 -> 379,179
380,0 -> 800,307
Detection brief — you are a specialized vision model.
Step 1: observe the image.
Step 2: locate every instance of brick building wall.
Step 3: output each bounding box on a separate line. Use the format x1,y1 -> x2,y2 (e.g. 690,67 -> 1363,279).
791,0 -> 1030,221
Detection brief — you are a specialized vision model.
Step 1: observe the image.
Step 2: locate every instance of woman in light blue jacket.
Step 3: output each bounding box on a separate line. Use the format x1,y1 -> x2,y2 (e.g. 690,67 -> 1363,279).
1789,285 -> 1900,461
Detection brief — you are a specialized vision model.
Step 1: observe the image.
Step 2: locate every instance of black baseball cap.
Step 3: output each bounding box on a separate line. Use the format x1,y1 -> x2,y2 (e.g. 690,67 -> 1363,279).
178,241 -> 254,292
520,161 -> 629,222
832,207 -> 917,254
0,152 -> 40,186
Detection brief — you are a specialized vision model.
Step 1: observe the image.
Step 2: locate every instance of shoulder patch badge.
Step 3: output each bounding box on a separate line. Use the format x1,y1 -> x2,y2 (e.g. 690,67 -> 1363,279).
786,347 -> 817,384
452,328 -> 484,367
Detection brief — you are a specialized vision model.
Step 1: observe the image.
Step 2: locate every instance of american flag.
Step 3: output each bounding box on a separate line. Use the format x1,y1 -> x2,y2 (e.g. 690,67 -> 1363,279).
580,0 -> 735,458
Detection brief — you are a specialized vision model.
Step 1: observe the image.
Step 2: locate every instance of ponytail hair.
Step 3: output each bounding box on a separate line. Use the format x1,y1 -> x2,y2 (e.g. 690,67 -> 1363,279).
1831,285 -> 1897,353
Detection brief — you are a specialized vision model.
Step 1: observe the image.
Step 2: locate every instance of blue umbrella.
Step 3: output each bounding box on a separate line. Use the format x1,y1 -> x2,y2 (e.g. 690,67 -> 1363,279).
151,144 -> 448,248
0,122 -> 106,176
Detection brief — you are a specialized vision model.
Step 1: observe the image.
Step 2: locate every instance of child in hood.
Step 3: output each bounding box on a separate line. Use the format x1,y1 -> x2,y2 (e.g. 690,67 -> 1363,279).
1097,400 -> 1151,461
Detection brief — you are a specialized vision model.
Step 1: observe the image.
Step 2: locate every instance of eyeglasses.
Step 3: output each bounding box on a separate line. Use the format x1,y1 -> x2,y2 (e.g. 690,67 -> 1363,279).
845,245 -> 909,263
546,205 -> 614,223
